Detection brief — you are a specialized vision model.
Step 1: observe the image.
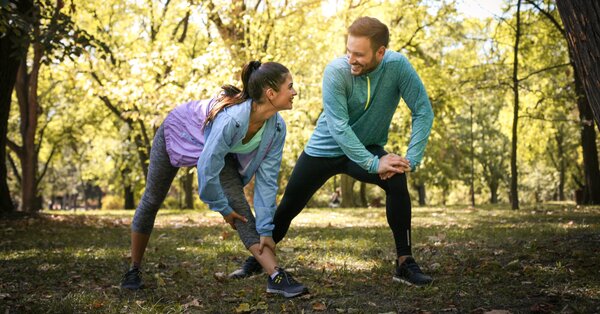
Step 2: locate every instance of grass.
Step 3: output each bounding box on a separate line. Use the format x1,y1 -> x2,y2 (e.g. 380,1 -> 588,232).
1,204 -> 599,313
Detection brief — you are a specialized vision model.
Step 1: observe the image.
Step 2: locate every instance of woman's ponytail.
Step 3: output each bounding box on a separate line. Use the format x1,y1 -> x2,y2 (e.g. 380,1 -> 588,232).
204,60 -> 289,128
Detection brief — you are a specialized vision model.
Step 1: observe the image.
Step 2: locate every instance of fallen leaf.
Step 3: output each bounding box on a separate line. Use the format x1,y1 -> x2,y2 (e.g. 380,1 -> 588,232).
155,273 -> 165,286
484,310 -> 512,314
235,303 -> 251,313
213,272 -> 227,282
221,231 -> 232,240
313,302 -> 327,311
182,298 -> 202,309
253,302 -> 268,310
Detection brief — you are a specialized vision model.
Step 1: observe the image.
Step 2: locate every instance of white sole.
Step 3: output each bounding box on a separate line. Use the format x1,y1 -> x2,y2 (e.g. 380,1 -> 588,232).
266,288 -> 305,298
393,276 -> 432,287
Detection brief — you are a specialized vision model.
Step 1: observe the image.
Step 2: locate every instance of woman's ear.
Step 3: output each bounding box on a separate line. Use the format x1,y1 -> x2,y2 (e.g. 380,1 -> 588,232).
266,88 -> 275,100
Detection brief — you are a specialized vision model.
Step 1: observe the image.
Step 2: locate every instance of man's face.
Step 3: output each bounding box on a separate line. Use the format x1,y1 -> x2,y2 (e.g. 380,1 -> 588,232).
346,35 -> 385,76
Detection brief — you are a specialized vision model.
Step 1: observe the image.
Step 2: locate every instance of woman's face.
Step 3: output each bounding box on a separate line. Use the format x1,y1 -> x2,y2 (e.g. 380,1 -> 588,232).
268,73 -> 297,110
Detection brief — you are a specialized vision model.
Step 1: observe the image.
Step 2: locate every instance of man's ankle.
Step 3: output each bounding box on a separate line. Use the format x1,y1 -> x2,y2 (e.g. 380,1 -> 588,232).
398,255 -> 411,264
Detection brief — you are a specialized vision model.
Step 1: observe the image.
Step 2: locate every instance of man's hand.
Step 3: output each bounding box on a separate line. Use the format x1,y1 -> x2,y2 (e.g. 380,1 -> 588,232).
223,211 -> 248,230
378,154 -> 411,180
259,236 -> 276,255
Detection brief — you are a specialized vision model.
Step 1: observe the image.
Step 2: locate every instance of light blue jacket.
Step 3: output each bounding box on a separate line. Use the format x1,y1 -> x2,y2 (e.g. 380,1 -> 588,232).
197,99 -> 286,236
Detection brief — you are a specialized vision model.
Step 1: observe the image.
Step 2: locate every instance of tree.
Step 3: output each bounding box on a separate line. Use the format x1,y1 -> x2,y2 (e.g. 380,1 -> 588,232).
6,0 -> 95,211
0,0 -> 33,213
555,0 -> 600,204
556,0 -> 600,128
509,0 -> 523,210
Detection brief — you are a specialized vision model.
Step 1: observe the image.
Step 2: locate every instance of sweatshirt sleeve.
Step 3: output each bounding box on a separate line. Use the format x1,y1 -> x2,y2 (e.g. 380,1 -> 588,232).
322,65 -> 380,173
252,118 -> 286,236
397,57 -> 434,171
197,114 -> 237,216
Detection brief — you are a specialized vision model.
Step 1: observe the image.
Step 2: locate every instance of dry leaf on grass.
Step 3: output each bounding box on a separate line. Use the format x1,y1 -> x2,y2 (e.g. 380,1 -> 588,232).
313,302 -> 327,311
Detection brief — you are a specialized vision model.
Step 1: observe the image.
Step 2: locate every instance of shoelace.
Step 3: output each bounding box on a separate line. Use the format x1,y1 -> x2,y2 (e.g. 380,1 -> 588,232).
405,261 -> 423,274
276,268 -> 298,284
123,268 -> 140,281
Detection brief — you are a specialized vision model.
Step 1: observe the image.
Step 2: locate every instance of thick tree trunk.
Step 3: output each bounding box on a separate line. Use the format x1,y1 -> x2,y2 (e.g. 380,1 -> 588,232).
556,0 -> 600,129
0,27 -> 20,213
15,54 -> 41,212
183,168 -> 194,209
573,56 -> 600,204
359,182 -> 367,207
340,174 -> 356,207
510,0 -> 522,210
529,0 -> 600,204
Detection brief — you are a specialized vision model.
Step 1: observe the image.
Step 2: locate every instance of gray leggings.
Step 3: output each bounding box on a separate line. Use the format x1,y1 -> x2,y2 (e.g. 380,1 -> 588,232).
131,124 -> 260,249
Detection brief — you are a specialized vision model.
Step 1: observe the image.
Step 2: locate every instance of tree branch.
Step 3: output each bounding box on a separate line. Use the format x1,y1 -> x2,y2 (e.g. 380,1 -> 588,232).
7,152 -> 21,184
524,0 -> 565,36
518,62 -> 570,82
36,144 -> 57,189
6,138 -> 23,160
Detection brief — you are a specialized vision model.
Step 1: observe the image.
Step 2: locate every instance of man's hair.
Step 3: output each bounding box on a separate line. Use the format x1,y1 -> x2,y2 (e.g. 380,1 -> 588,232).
348,16 -> 389,51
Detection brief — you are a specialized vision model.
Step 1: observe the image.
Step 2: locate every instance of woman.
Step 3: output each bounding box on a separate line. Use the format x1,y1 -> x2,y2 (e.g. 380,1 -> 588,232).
120,61 -> 307,298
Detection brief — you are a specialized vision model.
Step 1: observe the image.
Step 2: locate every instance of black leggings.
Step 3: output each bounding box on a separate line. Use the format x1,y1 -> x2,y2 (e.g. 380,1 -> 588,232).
273,146 -> 413,257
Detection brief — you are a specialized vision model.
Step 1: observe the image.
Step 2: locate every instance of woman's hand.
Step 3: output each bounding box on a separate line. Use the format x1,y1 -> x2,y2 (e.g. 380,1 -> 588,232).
259,236 -> 276,255
223,211 -> 248,230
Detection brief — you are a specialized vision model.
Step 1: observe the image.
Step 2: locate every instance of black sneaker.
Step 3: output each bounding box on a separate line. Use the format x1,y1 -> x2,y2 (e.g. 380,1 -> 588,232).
267,267 -> 308,298
393,257 -> 433,286
121,267 -> 144,290
228,256 -> 263,279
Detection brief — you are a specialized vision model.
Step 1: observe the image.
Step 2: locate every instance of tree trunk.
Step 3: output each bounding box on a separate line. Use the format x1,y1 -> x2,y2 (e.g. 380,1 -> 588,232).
556,129 -> 566,201
556,0 -> 600,129
124,184 -> 135,210
359,182 -> 367,207
0,22 -> 21,213
490,182 -> 499,204
573,53 -> 600,204
340,174 -> 356,207
416,184 -> 426,206
15,53 -> 41,212
469,102 -> 475,207
510,0 -> 522,210
183,168 -> 194,209
528,0 -> 600,204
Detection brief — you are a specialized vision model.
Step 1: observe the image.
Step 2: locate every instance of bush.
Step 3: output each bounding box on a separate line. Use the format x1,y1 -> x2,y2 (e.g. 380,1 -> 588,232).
101,195 -> 124,210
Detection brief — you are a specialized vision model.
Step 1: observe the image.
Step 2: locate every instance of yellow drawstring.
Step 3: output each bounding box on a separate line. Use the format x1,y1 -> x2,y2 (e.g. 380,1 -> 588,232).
364,76 -> 371,110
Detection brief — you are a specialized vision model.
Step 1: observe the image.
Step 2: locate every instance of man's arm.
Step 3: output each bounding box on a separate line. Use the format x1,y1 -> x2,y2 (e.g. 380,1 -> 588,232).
397,56 -> 434,171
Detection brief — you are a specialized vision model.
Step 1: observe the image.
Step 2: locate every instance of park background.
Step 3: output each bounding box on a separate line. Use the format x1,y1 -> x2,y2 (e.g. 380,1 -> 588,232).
1,0 -> 600,313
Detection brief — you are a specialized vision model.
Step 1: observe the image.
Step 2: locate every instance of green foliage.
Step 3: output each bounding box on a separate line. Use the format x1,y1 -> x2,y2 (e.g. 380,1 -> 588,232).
5,0 -> 593,207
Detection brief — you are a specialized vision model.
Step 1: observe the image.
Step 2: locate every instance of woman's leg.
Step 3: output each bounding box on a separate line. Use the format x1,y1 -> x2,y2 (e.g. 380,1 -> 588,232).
129,125 -> 179,267
219,155 -> 281,274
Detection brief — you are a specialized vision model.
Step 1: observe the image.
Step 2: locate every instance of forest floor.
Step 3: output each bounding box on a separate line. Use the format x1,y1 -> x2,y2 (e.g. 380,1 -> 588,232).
1,203 -> 599,313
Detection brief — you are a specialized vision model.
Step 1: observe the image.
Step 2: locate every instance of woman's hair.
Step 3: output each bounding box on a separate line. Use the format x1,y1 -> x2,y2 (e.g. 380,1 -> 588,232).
204,61 -> 290,127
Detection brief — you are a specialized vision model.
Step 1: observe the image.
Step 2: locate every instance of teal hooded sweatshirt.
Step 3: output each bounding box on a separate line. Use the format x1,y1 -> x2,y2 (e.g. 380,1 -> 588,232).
305,50 -> 434,172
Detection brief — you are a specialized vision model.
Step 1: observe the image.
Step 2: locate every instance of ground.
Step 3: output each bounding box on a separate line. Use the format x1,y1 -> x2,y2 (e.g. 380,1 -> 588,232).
1,204 -> 599,313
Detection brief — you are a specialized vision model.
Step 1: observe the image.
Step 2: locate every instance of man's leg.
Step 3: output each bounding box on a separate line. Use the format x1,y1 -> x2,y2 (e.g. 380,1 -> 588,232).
343,146 -> 432,286
229,151 -> 341,278
273,152 -> 341,242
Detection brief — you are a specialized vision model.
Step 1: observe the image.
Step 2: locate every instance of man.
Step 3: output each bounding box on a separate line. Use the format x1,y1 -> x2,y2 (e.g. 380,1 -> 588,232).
230,16 -> 434,286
